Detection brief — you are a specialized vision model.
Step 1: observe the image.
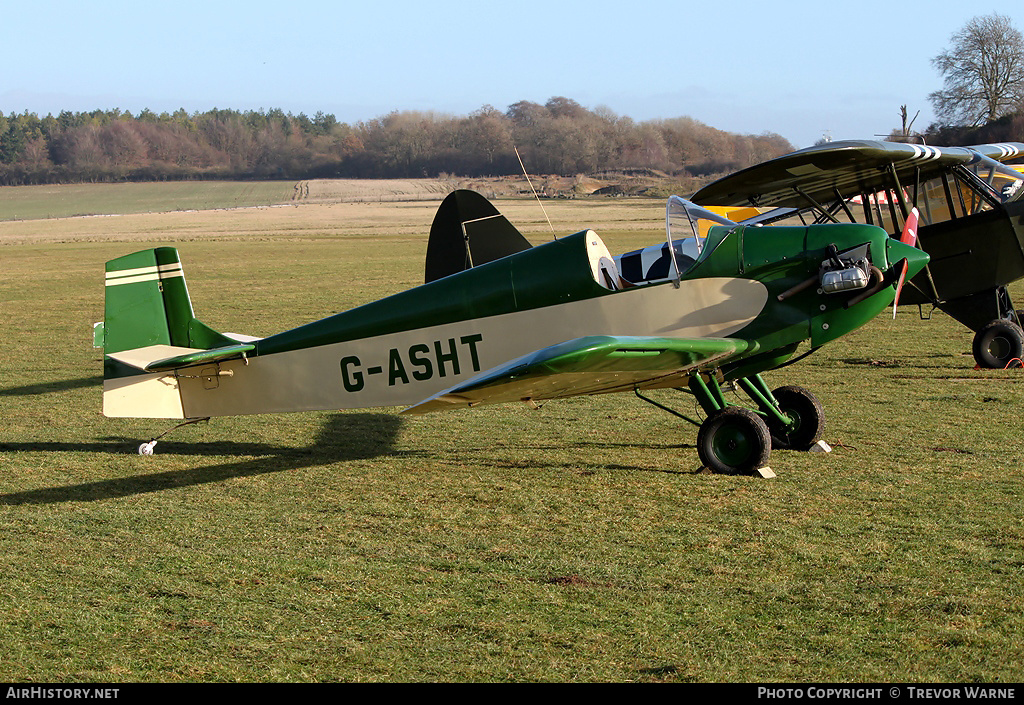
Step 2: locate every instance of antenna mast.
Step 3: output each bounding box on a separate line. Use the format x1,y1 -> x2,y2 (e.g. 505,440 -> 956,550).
514,145 -> 556,239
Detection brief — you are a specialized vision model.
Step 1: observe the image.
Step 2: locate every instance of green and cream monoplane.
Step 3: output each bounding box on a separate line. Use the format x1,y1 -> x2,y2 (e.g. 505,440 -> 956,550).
98,192 -> 927,474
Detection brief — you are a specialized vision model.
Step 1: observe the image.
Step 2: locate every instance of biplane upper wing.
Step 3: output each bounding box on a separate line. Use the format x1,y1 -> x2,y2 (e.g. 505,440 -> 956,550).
401,335 -> 756,415
690,140 -> 1024,210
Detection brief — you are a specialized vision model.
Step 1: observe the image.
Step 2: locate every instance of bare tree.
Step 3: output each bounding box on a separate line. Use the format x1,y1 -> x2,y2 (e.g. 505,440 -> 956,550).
929,13 -> 1024,127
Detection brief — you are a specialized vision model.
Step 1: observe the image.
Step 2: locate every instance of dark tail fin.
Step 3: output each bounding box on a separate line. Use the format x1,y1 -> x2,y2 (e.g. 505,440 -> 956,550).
424,190 -> 533,283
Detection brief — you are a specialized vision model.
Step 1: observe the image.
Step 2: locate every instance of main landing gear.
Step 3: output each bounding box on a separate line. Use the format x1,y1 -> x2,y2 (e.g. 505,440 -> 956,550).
972,318 -> 1024,369
635,372 -> 826,475
944,286 -> 1024,369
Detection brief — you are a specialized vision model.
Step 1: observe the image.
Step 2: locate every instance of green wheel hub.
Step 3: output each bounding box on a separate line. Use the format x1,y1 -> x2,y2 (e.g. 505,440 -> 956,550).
697,406 -> 772,474
765,385 -> 825,450
712,421 -> 758,466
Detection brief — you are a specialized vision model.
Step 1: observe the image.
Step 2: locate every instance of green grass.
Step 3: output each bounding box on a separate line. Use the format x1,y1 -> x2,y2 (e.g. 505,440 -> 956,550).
1,210 -> 1023,682
0,181 -> 297,221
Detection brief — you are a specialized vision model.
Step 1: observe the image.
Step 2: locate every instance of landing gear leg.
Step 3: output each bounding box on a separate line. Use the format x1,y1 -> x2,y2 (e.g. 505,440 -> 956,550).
737,376 -> 826,450
635,372 -> 826,474
942,286 -> 1024,369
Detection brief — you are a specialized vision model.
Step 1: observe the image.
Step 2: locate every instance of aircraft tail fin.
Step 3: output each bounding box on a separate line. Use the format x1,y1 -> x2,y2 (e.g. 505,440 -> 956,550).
100,248 -> 247,419
101,247 -> 236,357
424,190 -> 533,283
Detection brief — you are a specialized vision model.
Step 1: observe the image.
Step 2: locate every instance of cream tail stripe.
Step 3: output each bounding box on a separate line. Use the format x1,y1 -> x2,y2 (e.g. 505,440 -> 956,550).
105,262 -> 184,287
909,145 -> 942,161
986,143 -> 1023,160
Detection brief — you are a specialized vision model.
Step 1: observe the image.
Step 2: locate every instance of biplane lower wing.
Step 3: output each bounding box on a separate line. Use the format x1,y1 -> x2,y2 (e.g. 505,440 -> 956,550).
402,335 -> 755,415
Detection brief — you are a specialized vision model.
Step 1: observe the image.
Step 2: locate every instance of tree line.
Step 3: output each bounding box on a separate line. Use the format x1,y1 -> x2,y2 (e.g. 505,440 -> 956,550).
0,98 -> 795,186
892,13 -> 1024,145
8,10 -> 1024,190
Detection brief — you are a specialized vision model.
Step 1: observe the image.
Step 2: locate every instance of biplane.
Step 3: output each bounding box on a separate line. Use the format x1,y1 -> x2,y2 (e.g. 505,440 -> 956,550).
691,140 -> 1024,368
97,191 -> 927,474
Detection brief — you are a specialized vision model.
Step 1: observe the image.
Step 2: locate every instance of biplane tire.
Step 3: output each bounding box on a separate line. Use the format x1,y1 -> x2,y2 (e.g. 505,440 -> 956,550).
972,319 -> 1024,369
138,441 -> 157,455
697,407 -> 771,475
766,385 -> 825,451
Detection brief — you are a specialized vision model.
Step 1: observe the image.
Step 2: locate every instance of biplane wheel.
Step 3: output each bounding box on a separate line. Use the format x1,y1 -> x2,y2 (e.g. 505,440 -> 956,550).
972,319 -> 1024,369
138,441 -> 157,455
697,407 -> 771,475
766,386 -> 825,451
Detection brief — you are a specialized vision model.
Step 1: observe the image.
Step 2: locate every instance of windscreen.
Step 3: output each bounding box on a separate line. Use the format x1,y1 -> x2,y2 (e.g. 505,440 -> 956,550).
665,196 -> 738,276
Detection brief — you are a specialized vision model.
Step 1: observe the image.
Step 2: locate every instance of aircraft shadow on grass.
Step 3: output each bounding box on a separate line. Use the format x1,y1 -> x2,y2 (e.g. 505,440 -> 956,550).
1,416 -> 700,507
0,412 -> 405,506
0,375 -> 104,397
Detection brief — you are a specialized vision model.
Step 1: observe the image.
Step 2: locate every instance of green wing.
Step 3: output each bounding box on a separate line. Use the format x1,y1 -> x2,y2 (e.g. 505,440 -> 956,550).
691,140 -> 1024,209
402,335 -> 756,415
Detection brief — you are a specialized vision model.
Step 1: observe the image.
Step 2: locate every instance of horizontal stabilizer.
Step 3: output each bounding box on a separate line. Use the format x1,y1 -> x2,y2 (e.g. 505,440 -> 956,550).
106,342 -> 255,373
145,342 -> 256,372
402,335 -> 752,415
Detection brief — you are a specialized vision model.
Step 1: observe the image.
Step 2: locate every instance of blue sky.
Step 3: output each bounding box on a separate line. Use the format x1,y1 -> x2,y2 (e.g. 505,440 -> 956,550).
4,1 -> 1022,148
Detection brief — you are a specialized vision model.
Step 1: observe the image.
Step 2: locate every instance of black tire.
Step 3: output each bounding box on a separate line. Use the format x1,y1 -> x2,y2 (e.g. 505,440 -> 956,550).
766,385 -> 825,451
697,407 -> 772,475
972,319 -> 1024,369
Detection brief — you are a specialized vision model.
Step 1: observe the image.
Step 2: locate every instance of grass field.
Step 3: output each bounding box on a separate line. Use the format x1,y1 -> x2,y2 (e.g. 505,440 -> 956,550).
1,183 -> 1023,682
0,181 -> 300,221
0,178 -> 466,223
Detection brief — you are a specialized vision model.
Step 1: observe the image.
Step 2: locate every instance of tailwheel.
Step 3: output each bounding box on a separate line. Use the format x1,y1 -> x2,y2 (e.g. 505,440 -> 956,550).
972,319 -> 1024,369
766,385 -> 825,451
697,407 -> 771,475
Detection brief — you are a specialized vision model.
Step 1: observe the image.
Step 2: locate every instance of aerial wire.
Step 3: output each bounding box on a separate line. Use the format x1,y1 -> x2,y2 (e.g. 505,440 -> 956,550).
514,145 -> 556,239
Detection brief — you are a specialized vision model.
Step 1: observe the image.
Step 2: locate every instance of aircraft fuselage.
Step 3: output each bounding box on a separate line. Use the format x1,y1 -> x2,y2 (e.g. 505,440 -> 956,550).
103,221 -> 918,419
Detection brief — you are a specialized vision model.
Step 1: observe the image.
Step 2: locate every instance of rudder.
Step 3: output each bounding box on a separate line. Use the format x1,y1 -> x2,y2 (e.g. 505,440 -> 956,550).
103,247 -> 194,354
102,247 -> 234,355
100,248 -> 237,419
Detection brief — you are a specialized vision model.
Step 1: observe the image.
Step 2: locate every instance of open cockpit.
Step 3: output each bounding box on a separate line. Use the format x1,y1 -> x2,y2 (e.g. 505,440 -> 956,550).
612,196 -> 739,286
